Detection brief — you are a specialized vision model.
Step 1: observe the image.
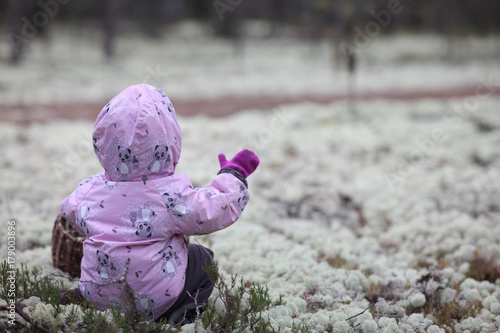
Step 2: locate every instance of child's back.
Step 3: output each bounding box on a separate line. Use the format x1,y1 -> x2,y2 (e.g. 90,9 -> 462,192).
60,84 -> 258,322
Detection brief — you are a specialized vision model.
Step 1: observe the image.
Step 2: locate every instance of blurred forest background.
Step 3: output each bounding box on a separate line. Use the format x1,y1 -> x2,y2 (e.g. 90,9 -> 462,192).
2,0 -> 500,64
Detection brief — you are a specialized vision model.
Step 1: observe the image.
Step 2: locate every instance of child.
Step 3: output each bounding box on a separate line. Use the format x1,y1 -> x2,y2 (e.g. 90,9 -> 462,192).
60,84 -> 259,324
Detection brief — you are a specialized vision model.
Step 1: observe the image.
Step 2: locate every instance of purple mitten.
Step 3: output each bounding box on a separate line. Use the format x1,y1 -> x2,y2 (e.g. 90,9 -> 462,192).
218,149 -> 260,178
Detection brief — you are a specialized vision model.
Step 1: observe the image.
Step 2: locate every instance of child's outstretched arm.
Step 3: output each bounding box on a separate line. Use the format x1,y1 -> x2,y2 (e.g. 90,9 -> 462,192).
165,149 -> 259,236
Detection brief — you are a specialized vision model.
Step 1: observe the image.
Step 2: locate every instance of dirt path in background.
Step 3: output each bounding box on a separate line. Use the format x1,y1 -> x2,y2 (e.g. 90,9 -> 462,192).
1,85 -> 500,124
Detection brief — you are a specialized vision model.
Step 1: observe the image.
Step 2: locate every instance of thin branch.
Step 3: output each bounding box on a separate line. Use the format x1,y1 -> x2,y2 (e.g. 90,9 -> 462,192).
345,303 -> 375,322
187,289 -> 201,326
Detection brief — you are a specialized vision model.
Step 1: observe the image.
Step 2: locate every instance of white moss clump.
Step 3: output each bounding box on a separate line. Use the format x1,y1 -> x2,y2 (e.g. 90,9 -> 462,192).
62,306 -> 102,332
25,302 -> 60,329
344,273 -> 363,292
479,281 -> 495,297
410,292 -> 426,308
299,311 -> 331,331
361,319 -> 379,333
479,309 -> 496,323
426,325 -> 445,333
285,296 -> 308,316
461,288 -> 482,303
313,310 -> 331,329
409,313 -> 432,330
453,244 -> 477,262
329,311 -> 347,326
441,267 -> 464,286
330,320 -> 350,333
455,316 -> 483,332
483,294 -> 500,315
267,305 -> 293,328
398,313 -> 433,332
21,296 -> 42,308
377,317 -> 401,333
439,287 -> 457,304
181,323 -> 206,333
322,294 -> 335,307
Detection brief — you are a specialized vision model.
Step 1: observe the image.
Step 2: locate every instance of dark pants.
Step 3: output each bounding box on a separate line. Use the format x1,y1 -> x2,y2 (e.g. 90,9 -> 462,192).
157,244 -> 215,325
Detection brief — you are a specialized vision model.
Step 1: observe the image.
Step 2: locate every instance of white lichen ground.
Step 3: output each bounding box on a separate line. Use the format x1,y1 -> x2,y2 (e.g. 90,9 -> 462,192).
1,23 -> 500,332
1,95 -> 500,332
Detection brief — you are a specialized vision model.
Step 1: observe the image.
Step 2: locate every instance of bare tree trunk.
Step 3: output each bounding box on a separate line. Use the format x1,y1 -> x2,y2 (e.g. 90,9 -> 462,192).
269,0 -> 286,37
332,0 -> 358,112
231,9 -> 244,59
346,50 -> 357,113
8,0 -> 24,64
215,2 -> 245,59
102,0 -> 116,60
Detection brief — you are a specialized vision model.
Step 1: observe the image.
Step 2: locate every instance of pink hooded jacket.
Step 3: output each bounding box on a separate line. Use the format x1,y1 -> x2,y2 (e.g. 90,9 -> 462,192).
60,84 -> 249,320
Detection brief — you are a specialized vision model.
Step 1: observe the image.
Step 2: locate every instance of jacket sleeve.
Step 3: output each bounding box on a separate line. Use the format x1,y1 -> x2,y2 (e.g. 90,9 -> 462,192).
60,176 -> 97,236
160,173 -> 249,236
